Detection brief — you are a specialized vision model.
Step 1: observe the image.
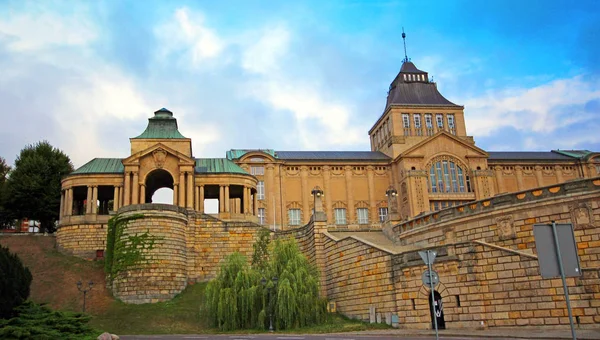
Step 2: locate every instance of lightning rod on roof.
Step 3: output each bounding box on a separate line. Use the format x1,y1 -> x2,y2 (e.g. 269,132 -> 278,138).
402,27 -> 408,63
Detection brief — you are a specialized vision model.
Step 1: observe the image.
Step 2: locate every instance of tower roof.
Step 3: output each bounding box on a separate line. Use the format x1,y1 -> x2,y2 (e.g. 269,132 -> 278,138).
133,108 -> 187,139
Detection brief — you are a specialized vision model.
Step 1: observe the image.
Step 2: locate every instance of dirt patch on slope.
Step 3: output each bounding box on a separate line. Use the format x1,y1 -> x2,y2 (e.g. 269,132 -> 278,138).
0,234 -> 112,315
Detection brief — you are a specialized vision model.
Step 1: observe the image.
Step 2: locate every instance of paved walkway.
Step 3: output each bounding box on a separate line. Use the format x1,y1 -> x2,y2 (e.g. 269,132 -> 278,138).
355,326 -> 600,339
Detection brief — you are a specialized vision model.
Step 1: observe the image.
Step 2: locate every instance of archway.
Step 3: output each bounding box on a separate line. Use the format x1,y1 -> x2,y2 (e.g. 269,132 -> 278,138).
428,290 -> 446,329
145,169 -> 174,204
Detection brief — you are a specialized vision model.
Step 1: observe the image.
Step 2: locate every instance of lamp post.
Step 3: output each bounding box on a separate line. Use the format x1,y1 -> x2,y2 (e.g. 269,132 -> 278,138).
385,186 -> 398,198
261,276 -> 279,332
311,186 -> 324,216
76,280 -> 94,313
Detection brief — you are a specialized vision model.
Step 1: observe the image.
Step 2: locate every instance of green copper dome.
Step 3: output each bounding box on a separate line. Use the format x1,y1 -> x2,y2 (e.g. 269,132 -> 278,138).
133,108 -> 187,139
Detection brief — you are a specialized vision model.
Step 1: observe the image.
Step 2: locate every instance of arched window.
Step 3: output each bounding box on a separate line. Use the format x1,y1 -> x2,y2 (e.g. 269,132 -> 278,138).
428,159 -> 471,193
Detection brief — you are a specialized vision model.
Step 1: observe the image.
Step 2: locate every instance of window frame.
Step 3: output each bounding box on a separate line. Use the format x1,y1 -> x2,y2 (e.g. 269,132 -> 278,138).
334,208 -> 347,225
357,208 -> 369,224
288,208 -> 301,226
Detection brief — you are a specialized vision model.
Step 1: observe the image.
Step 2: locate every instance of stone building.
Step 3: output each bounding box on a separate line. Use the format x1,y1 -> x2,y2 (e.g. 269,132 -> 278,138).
57,56 -> 600,328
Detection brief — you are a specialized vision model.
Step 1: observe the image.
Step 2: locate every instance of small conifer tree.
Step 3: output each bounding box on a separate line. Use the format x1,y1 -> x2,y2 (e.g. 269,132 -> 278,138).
0,245 -> 33,319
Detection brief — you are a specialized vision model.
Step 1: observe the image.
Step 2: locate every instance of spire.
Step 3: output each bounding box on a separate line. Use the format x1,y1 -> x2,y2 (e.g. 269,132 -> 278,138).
402,27 -> 409,63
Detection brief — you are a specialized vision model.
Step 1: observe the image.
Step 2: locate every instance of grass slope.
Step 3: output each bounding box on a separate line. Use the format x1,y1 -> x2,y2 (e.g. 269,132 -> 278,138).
0,234 -> 390,335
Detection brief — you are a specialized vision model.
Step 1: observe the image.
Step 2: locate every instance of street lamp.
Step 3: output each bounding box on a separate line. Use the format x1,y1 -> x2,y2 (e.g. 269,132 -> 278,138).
385,186 -> 398,198
261,276 -> 279,332
76,280 -> 94,313
311,186 -> 324,215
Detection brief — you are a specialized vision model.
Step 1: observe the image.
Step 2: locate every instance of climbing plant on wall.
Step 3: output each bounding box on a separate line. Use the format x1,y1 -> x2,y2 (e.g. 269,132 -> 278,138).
204,233 -> 327,331
104,214 -> 161,283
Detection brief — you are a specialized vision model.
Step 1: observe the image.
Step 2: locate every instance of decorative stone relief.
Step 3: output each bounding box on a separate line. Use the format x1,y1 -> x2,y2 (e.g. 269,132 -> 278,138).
152,149 -> 167,168
495,215 -> 515,240
570,202 -> 594,229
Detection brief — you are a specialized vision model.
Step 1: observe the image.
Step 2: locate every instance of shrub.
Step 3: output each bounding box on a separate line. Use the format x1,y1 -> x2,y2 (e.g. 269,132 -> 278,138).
0,245 -> 32,319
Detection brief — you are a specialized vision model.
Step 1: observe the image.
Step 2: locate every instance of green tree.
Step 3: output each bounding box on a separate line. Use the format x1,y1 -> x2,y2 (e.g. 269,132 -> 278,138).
0,157 -> 13,228
0,245 -> 32,319
4,142 -> 73,233
205,236 -> 326,331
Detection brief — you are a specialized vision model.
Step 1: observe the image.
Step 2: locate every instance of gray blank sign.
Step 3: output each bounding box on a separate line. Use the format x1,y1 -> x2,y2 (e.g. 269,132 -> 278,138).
533,223 -> 581,278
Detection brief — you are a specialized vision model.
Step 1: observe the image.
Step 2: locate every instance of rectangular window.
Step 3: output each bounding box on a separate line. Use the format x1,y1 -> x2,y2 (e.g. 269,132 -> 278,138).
258,208 -> 266,225
430,166 -> 437,193
425,114 -> 433,128
257,181 -> 265,200
442,161 -> 451,192
436,161 -> 444,193
450,162 -> 458,192
250,166 -> 264,175
288,208 -> 301,226
436,114 -> 444,128
413,114 -> 422,128
447,114 -> 455,129
402,114 -> 410,128
378,207 -> 388,222
334,208 -> 347,225
357,208 -> 369,224
458,167 -> 465,192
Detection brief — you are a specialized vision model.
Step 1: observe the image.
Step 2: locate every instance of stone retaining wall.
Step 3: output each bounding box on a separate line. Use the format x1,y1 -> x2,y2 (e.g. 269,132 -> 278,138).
56,223 -> 107,259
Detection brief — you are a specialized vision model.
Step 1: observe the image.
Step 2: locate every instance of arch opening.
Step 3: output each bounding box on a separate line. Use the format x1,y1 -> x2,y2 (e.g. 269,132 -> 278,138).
145,169 -> 174,204
428,290 -> 446,330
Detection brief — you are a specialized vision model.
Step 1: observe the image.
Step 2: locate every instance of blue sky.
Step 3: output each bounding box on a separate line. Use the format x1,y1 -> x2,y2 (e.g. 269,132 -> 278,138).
0,0 -> 599,168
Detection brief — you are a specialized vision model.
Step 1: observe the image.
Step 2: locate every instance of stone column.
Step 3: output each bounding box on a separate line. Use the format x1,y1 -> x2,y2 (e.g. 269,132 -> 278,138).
199,185 -> 205,213
59,191 -> 64,219
494,166 -> 505,193
91,186 -> 98,215
515,166 -> 524,191
173,184 -> 179,205
345,166 -> 355,224
242,186 -> 248,214
113,186 -> 119,211
367,166 -> 376,223
225,185 -> 230,213
555,165 -> 564,183
323,166 -> 332,222
140,184 -> 146,204
219,186 -> 224,213
253,190 -> 258,215
186,172 -> 193,209
132,172 -> 139,205
534,166 -> 544,187
300,166 -> 309,224
66,188 -> 73,216
86,186 -> 93,214
179,172 -> 185,207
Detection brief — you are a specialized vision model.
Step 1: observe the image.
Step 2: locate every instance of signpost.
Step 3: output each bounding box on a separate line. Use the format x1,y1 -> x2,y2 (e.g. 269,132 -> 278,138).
533,222 -> 580,340
419,249 -> 439,340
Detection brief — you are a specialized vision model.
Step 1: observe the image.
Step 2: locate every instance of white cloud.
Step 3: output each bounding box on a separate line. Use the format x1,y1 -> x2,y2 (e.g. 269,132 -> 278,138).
463,76 -> 600,137
241,25 -> 290,74
155,7 -> 225,67
0,8 -> 96,51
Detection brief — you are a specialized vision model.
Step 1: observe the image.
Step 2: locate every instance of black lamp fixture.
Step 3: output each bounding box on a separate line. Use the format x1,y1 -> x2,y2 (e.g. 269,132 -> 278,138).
311,186 -> 324,197
385,186 -> 398,198
76,280 -> 94,313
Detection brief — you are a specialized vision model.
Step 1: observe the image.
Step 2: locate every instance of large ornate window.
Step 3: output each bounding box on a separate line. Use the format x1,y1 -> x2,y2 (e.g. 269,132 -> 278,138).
428,158 -> 471,193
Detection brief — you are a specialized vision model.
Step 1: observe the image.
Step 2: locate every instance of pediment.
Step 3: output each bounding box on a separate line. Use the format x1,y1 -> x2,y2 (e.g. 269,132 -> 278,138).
397,131 -> 488,161
122,143 -> 196,166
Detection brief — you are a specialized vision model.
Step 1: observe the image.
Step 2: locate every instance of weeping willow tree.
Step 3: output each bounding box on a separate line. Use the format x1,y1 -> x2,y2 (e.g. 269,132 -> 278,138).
204,234 -> 327,331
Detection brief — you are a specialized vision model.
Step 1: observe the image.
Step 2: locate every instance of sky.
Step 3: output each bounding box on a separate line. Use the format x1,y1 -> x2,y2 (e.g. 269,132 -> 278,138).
0,0 -> 599,170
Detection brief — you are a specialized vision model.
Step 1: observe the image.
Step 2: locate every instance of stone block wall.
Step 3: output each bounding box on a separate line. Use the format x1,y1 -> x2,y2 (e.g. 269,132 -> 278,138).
323,234 -> 396,321
111,205 -> 188,304
56,223 -> 107,259
276,223 -> 316,266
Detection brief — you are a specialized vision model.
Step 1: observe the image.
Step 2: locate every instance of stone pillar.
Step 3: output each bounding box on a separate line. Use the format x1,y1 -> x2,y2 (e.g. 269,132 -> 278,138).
186,172 -> 193,209
312,216 -> 329,298
219,186 -> 224,213
345,166 -> 355,224
253,190 -> 258,215
534,166 -> 544,187
173,184 -> 178,206
132,172 -> 139,205
323,166 -> 332,222
140,184 -> 146,204
515,166 -> 524,191
59,191 -> 64,219
86,186 -> 93,214
225,185 -> 230,213
91,186 -> 98,215
243,186 -> 248,214
367,166 -> 376,223
555,165 -> 564,183
179,172 -> 185,207
113,186 -> 120,211
276,165 -> 285,229
300,166 -> 309,224
494,166 -> 505,193
66,188 -> 73,216
199,185 -> 205,213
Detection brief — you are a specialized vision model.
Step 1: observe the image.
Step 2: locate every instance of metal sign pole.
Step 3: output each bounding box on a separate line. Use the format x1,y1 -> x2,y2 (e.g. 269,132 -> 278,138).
551,221 -> 577,340
428,250 -> 439,340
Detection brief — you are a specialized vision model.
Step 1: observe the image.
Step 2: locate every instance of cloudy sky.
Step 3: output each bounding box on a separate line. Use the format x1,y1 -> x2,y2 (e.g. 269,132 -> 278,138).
0,0 -> 599,169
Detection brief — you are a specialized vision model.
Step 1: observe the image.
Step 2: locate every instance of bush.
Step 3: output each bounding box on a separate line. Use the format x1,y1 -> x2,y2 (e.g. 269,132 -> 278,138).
0,245 -> 32,319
